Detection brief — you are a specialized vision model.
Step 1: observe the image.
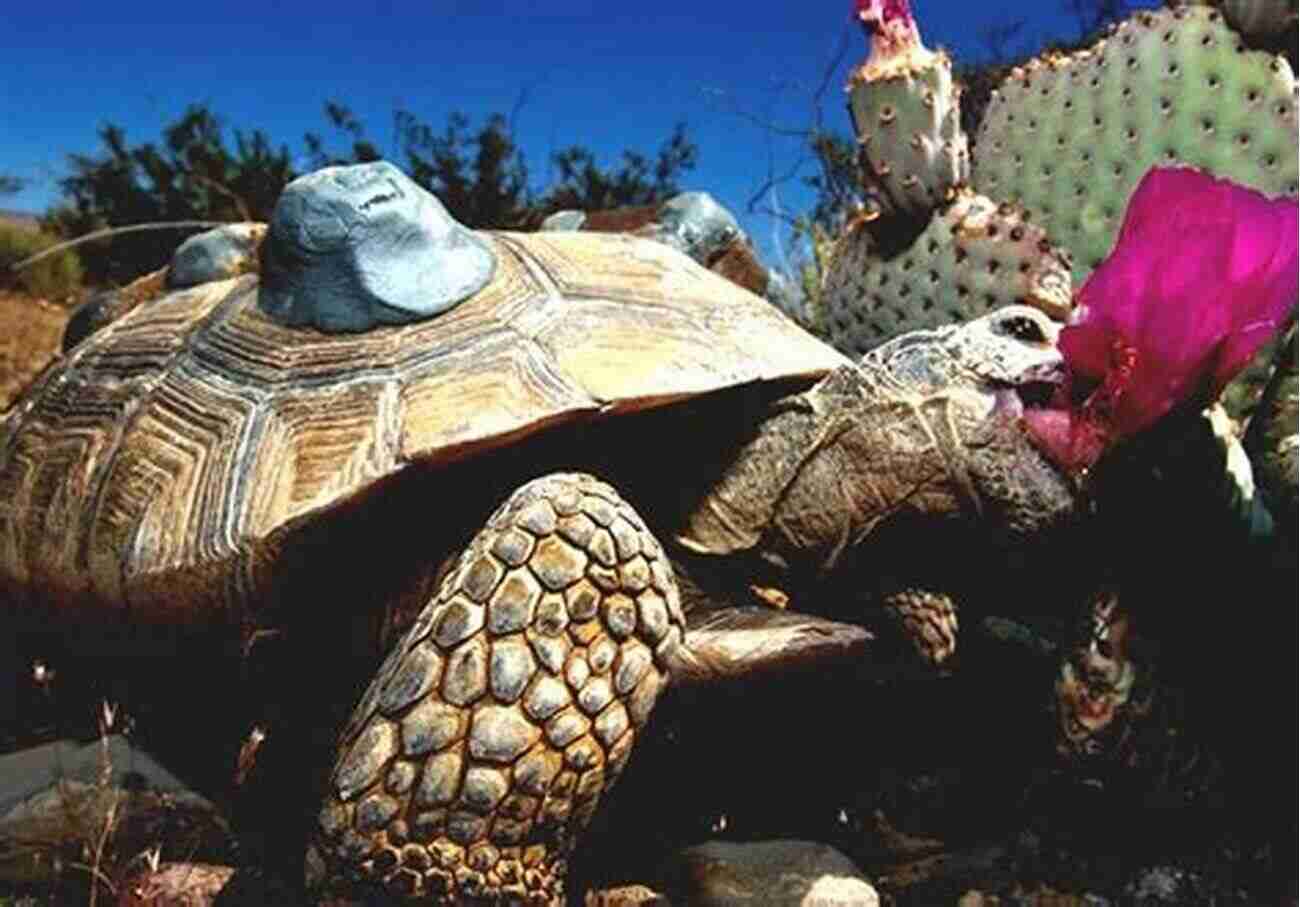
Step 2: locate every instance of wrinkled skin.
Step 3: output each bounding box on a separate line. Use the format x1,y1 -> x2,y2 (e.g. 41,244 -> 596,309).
677,305 -> 1081,664
304,306 -> 1086,903
16,279 -> 1085,903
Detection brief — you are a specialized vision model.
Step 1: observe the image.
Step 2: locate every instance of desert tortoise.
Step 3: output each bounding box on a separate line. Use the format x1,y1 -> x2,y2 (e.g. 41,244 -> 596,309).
0,161 -> 1082,903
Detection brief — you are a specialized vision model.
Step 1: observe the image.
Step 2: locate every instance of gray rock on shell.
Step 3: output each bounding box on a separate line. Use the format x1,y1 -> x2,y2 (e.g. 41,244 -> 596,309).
647,191 -> 743,266
62,223 -> 266,354
541,191 -> 743,272
258,160 -> 497,332
166,222 -> 266,289
540,209 -> 588,231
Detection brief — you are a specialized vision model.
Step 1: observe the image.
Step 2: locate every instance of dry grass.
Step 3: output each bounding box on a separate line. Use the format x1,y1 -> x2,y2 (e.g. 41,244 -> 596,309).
0,292 -> 69,414
2,661 -> 236,906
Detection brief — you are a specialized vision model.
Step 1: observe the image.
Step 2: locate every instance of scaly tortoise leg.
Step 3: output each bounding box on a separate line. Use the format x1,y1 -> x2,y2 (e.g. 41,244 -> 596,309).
307,472 -> 686,904
880,587 -> 959,666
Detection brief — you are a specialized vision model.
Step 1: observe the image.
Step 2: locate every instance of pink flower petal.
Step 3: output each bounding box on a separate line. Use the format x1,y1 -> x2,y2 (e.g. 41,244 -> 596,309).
855,0 -> 913,26
1209,199 -> 1299,392
1023,408 -> 1109,476
1045,166 -> 1298,472
1058,321 -> 1117,381
1113,166 -> 1220,246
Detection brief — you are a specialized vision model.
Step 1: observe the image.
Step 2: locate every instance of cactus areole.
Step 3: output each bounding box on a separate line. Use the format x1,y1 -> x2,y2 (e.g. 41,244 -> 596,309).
1023,167 -> 1300,474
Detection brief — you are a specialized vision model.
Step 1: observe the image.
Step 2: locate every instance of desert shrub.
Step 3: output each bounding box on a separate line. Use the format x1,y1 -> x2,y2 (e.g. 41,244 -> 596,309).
0,222 -> 83,301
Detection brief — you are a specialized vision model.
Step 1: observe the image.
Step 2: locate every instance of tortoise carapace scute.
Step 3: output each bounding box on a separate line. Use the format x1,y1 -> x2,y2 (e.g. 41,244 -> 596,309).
1,163 -> 1082,906
0,227 -> 841,633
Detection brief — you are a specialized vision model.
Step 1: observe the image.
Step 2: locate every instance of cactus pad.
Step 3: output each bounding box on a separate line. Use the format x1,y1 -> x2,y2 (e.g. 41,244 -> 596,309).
848,52 -> 970,218
820,189 -> 1073,356
972,6 -> 1298,284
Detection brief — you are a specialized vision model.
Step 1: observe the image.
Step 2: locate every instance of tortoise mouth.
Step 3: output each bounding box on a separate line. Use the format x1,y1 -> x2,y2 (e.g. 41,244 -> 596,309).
1017,380 -> 1060,410
992,377 -> 1087,480
992,378 -> 1067,421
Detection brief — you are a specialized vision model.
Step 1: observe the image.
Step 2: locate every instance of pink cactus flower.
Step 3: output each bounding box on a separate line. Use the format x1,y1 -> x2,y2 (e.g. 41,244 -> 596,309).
1024,166 -> 1298,474
854,0 -> 913,30
852,0 -> 926,74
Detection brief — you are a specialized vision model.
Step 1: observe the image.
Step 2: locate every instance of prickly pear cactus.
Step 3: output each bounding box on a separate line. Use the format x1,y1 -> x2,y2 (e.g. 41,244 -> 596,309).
1244,325 -> 1299,523
820,189 -> 1073,354
972,5 -> 1299,284
848,0 -> 968,219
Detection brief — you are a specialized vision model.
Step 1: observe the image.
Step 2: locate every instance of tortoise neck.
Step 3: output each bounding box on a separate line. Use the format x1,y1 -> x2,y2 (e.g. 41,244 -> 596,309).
673,365 -> 920,579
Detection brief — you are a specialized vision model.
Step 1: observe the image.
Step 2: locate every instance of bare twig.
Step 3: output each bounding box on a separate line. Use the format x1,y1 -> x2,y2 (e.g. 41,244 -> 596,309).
9,220 -> 228,271
84,795 -> 119,907
508,76 -> 549,139
188,173 -> 254,222
705,15 -> 858,233
978,17 -> 1028,63
84,700 -> 122,907
71,855 -> 118,902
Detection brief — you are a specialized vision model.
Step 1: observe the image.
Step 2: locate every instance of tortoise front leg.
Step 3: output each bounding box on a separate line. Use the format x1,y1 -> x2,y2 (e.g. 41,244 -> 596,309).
880,587 -> 959,666
307,472 -> 686,904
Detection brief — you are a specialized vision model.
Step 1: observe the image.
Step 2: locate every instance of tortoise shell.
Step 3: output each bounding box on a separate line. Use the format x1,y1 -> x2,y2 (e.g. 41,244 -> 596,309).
0,228 -> 843,633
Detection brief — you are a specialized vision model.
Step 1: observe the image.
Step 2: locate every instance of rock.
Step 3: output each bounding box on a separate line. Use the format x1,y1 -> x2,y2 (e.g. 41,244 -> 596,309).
650,192 -> 743,267
62,267 -> 168,352
541,204 -> 657,236
62,223 -> 264,355
584,883 -> 670,906
259,161 -> 496,332
0,736 -> 234,887
166,223 -> 265,289
541,210 -> 588,231
642,193 -> 768,298
539,192 -> 771,297
656,839 -> 878,907
1123,865 -> 1204,904
116,862 -> 234,906
62,220 -> 264,356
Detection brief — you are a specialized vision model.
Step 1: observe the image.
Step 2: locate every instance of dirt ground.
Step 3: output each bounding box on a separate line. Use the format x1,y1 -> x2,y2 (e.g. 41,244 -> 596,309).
0,292 -> 70,413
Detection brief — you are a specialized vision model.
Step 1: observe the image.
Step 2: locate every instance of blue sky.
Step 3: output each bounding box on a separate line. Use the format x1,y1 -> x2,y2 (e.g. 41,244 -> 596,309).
1,1 -> 1124,270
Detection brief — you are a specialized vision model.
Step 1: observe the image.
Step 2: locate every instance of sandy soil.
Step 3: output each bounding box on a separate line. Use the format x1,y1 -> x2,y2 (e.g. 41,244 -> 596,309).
0,292 -> 70,413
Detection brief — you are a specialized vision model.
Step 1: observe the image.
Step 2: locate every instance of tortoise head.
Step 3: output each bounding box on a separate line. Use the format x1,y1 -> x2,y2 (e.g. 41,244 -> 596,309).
860,305 -> 1080,536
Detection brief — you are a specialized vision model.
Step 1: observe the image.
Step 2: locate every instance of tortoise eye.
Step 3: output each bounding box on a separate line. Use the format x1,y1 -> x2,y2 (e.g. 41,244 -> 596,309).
1002,313 -> 1048,343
